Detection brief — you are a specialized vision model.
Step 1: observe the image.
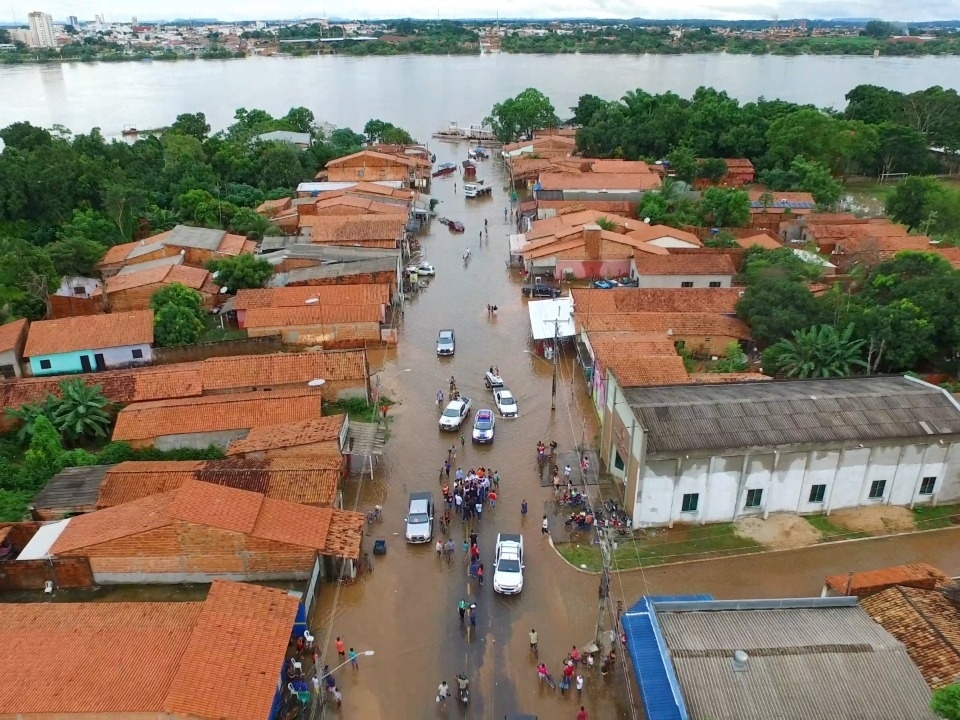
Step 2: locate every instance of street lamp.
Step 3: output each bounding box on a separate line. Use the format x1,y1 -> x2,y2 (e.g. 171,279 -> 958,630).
316,650 -> 375,680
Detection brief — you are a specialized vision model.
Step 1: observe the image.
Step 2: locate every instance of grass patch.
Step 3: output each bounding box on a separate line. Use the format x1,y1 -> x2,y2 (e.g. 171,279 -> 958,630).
557,522 -> 762,571
913,503 -> 960,530
804,514 -> 870,540
323,397 -> 393,423
197,320 -> 247,344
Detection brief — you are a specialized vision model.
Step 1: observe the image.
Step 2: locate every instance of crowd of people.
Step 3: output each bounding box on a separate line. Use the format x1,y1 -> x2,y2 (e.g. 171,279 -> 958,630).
439,465 -> 500,527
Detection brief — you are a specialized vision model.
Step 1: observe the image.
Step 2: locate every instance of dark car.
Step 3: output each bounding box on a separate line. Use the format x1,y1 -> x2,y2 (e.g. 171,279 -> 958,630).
522,284 -> 561,298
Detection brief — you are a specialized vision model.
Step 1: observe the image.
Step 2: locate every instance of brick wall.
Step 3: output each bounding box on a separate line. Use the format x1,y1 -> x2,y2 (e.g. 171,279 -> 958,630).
152,336 -> 283,364
66,522 -> 317,578
109,285 -> 218,313
50,294 -> 104,319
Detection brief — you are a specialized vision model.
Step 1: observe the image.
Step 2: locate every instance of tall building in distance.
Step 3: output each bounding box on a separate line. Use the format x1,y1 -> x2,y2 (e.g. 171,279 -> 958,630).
68,15 -> 78,28
27,11 -> 56,48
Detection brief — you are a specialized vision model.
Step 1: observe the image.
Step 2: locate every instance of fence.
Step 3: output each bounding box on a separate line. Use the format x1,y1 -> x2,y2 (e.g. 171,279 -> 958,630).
0,556 -> 94,590
152,336 -> 284,364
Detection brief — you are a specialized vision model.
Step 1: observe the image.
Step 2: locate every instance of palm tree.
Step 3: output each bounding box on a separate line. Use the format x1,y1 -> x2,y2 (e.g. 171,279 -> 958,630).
242,212 -> 273,240
50,380 -> 114,444
767,324 -> 867,379
595,216 -> 618,232
147,206 -> 180,233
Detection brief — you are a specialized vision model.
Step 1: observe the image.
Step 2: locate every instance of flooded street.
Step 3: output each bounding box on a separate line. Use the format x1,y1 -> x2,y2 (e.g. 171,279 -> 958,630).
312,149 -> 624,718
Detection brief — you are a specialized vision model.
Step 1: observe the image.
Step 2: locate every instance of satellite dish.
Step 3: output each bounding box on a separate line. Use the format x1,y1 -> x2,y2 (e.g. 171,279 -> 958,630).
304,298 -> 320,304
219,287 -> 229,294
211,271 -> 220,279
180,249 -> 186,255
643,217 -> 651,224
308,378 -> 326,387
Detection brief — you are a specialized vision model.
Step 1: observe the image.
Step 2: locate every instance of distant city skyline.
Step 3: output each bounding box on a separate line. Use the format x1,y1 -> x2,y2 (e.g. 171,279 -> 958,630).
4,1 -> 959,24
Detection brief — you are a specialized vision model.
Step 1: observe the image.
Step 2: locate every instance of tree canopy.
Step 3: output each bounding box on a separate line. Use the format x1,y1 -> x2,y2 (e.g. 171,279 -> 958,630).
207,253 -> 273,292
485,88 -> 560,142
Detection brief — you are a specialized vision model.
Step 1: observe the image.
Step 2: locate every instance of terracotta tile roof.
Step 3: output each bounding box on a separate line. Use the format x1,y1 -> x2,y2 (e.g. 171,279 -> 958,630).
586,159 -> 652,174
0,594 -> 203,714
300,214 -> 407,242
522,227 -> 669,260
24,310 -> 154,357
625,224 -> 703,247
201,350 -> 367,389
860,585 -> 960,689
215,233 -> 251,256
580,312 -> 751,339
688,372 -> 772,383
634,253 -> 736,276
589,334 -> 689,387
502,135 -> 576,152
931,247 -> 960,269
538,171 -> 662,191
326,149 -> 419,168
526,210 -> 647,239
324,506 -> 365,558
825,563 -> 948,597
722,158 -> 755,171
835,235 -> 936,254
226,416 -> 345,454
314,182 -> 415,201
0,317 -> 27,353
101,262 -> 213,293
98,239 -> 142,266
62,481 -> 358,559
234,285 -> 390,310
314,195 -> 408,214
736,233 -> 783,250
807,222 -> 907,241
256,197 -> 292,214
52,492 -> 174,553
244,304 -> 381,329
571,287 -> 743,315
112,388 -> 320,441
162,581 -> 300,720
747,190 -> 816,204
98,457 -> 343,507
802,213 -> 865,225
536,199 -> 635,215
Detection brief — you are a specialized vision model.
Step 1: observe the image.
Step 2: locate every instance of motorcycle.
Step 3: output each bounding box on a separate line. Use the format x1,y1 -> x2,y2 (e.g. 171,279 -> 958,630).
456,675 -> 470,704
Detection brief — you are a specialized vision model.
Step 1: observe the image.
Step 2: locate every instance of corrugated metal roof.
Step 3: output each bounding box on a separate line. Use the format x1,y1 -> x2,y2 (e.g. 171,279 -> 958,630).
626,376 -> 960,454
654,601 -> 938,719
164,225 -> 225,251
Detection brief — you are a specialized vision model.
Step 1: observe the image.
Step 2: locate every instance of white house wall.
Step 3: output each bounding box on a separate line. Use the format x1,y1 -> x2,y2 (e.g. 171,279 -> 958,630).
634,442 -> 957,527
635,274 -> 733,289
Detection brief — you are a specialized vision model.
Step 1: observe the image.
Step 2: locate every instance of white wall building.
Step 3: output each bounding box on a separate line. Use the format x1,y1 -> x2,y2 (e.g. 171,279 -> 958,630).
600,375 -> 960,528
28,11 -> 56,48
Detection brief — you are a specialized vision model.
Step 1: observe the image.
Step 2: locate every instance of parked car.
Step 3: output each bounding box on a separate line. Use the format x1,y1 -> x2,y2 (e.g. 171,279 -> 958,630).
522,283 -> 561,298
439,398 -> 472,431
493,533 -> 524,594
484,370 -> 504,389
472,409 -> 496,443
437,329 -> 455,356
494,388 -> 518,418
592,279 -> 618,289
616,277 -> 639,287
406,261 -> 436,276
404,491 -> 434,543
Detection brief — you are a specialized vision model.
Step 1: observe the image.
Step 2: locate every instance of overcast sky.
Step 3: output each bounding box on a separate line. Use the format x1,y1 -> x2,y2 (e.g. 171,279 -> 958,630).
8,0 -> 957,23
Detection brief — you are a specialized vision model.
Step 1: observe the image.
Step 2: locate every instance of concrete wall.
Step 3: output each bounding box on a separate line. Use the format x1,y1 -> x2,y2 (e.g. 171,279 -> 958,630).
635,274 -> 733,289
29,344 -> 152,376
556,259 -> 632,280
0,349 -> 21,378
632,441 -> 959,527
154,429 -> 248,451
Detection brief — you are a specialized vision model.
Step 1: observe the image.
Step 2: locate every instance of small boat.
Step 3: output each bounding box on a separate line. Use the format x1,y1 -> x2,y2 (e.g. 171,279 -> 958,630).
432,162 -> 457,178
432,121 -> 468,141
121,125 -> 139,137
473,147 -> 490,159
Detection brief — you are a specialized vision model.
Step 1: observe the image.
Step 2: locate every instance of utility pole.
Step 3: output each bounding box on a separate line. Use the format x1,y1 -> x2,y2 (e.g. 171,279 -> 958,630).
550,311 -> 558,411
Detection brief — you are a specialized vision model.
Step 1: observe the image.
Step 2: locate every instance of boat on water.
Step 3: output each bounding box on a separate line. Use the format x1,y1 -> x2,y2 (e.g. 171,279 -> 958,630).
121,125 -> 139,137
432,122 -> 499,144
432,121 -> 468,141
471,147 -> 491,159
432,162 -> 457,178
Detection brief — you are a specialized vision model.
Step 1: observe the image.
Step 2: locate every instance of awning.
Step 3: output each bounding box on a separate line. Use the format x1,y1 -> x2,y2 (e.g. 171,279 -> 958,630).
528,296 -> 576,341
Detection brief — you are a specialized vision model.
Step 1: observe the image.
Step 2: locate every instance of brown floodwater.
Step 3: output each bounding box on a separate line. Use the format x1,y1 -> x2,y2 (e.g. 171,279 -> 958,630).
311,148 -> 629,719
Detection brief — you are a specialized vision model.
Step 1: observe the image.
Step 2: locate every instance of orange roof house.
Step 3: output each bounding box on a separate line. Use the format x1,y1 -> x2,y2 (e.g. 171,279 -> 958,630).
23,310 -> 154,377
299,214 -> 407,248
112,387 -> 321,449
227,416 -> 347,459
631,253 -> 737,288
536,171 -> 662,193
571,287 -> 743,316
0,580 -> 299,720
624,224 -> 703,249
96,225 -> 256,277
589,333 -> 690,388
45,480 -> 365,582
325,149 -> 430,188
824,563 -> 949,598
581,311 -> 751,359
92,261 -> 220,312
521,223 -> 669,280
0,317 -> 28,379
97,456 -> 345,508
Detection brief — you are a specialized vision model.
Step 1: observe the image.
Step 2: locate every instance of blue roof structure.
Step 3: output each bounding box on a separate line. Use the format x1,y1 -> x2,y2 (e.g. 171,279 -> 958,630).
621,595 -> 712,720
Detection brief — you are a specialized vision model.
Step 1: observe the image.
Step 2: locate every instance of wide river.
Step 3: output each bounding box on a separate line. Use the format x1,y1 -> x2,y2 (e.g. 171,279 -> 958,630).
3,52 -> 960,138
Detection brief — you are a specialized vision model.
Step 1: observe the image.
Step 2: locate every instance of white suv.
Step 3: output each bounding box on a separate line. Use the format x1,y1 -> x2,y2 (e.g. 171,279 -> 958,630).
493,533 -> 524,595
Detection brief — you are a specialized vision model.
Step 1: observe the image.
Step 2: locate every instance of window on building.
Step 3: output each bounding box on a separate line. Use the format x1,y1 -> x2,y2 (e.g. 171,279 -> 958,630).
681,281 -> 694,288
357,169 -> 365,177
808,484 -> 826,503
919,476 -> 936,495
708,281 -> 722,288
745,488 -> 763,508
0,364 -> 14,379
72,286 -> 87,296
613,452 -> 625,471
681,493 -> 699,512
39,359 -> 51,370
131,348 -> 143,359
868,480 -> 886,499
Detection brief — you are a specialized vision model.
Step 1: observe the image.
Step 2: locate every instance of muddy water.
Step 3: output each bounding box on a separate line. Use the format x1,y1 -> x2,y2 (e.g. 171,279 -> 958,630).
312,149 -> 629,718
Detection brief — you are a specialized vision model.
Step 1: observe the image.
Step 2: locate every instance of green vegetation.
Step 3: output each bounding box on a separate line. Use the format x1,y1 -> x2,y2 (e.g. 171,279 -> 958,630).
484,88 -> 560,143
932,683 -> 960,720
0,32 -> 245,65
764,324 -> 867,378
558,523 -> 762,570
0,107 -> 377,322
912,503 -> 960,530
323,396 -> 391,422
206,253 -> 273,292
803,514 -> 869,540
151,283 -> 206,347
5,380 -> 114,446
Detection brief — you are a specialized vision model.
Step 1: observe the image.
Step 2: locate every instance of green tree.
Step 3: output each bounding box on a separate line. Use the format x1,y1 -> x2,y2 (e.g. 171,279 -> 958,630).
206,253 -> 273,292
737,279 -> 824,345
765,324 -> 867,378
147,206 -> 181,232
151,282 -> 204,316
863,21 -> 895,39
667,146 -> 698,183
4,395 -> 59,444
789,157 -> 842,207
705,230 -> 740,248
229,207 -> 273,239
698,157 -> 728,183
281,107 -> 317,134
931,683 -> 960,720
153,302 -> 204,347
0,236 -> 59,319
363,118 -> 414,144
50,379 -> 113,444
710,341 -> 749,372
45,237 -> 107,277
885,176 -> 941,231
168,112 -> 211,141
56,208 -> 124,246
570,94 -> 610,126
699,187 -> 750,227
844,84 -> 904,125
740,246 -> 824,284
485,88 -> 560,143
18,415 -> 66,493
874,122 -> 931,177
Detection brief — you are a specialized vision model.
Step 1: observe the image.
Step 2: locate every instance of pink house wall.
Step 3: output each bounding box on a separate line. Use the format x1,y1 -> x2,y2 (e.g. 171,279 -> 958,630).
556,259 -> 632,280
